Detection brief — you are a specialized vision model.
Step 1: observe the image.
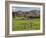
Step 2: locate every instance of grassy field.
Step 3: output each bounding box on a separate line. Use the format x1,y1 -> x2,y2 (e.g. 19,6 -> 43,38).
12,16 -> 40,31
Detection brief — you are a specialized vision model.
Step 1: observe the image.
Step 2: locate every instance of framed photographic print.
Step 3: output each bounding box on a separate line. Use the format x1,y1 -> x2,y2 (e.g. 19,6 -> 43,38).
5,1 -> 45,37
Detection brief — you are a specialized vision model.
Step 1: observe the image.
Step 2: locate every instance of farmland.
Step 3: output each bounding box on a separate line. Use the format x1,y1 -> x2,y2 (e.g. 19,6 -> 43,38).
12,10 -> 40,31
12,16 -> 40,31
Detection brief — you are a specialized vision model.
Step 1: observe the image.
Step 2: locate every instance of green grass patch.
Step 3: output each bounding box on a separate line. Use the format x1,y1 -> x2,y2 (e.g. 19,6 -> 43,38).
12,16 -> 40,31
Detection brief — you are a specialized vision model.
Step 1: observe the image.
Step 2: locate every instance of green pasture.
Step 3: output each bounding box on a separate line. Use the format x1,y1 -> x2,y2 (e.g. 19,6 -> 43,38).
12,16 -> 40,31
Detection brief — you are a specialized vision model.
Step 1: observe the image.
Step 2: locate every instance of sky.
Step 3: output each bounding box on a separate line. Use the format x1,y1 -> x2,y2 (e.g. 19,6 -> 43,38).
12,7 -> 40,12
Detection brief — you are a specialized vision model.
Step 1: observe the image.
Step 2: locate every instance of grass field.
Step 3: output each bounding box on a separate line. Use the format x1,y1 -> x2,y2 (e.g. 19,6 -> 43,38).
12,16 -> 40,31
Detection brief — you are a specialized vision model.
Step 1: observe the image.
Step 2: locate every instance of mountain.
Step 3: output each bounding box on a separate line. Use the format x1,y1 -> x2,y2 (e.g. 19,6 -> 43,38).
12,10 -> 40,17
